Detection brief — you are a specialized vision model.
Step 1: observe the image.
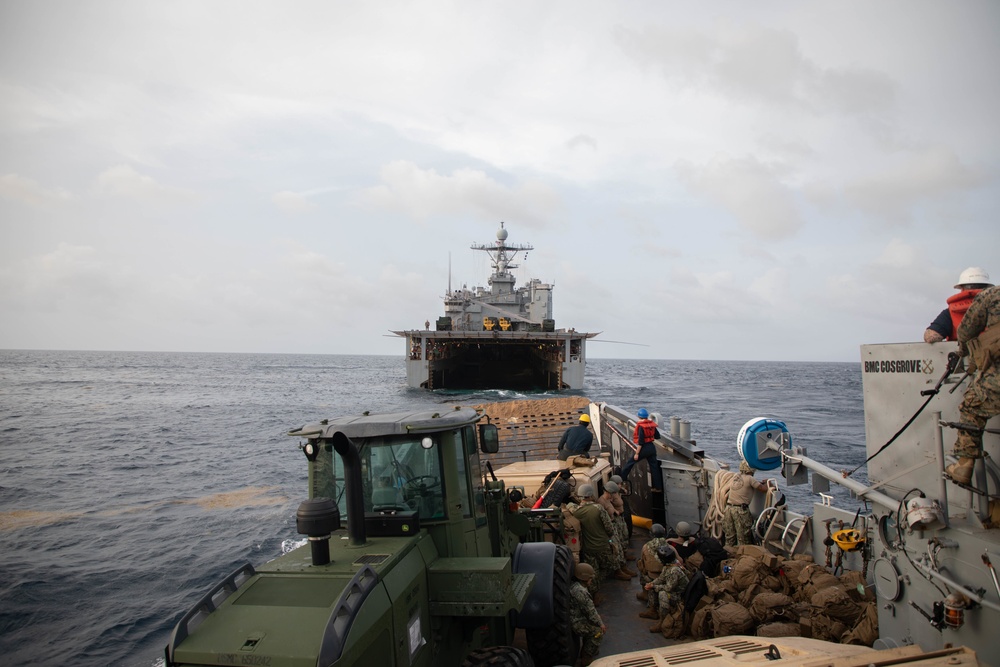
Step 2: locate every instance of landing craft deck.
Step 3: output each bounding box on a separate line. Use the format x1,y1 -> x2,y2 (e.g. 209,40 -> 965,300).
166,341 -> 998,666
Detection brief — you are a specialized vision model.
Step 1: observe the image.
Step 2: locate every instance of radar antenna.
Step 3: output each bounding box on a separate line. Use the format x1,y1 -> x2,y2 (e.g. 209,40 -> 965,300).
470,221 -> 533,278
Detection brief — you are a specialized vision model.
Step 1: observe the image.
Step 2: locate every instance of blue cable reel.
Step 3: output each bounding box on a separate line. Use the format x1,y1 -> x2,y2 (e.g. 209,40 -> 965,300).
736,417 -> 789,471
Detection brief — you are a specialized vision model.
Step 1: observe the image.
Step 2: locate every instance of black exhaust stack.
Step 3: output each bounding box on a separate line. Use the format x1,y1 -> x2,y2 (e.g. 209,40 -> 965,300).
332,431 -> 367,547
296,498 -> 340,566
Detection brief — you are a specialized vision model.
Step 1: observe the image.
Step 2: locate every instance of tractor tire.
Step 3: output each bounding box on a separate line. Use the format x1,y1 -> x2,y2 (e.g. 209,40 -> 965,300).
460,646 -> 535,667
524,544 -> 577,667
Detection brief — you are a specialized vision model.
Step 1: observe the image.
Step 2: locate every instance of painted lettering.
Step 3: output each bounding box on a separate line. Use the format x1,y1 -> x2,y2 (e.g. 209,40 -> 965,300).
864,359 -> 926,374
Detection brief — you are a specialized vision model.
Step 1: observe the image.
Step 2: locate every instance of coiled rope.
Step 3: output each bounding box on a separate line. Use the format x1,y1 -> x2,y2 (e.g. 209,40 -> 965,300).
703,468 -> 740,539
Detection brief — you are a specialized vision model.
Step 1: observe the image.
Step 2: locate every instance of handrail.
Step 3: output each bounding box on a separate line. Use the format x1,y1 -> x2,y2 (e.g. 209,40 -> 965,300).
166,562 -> 256,659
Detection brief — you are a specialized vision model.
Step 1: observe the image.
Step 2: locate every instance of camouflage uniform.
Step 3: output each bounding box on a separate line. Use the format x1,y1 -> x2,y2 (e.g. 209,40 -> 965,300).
569,580 -> 604,658
650,563 -> 690,613
637,536 -> 669,609
722,466 -> 764,547
954,285 -> 1000,459
598,494 -> 629,569
722,505 -> 755,547
575,501 -> 618,592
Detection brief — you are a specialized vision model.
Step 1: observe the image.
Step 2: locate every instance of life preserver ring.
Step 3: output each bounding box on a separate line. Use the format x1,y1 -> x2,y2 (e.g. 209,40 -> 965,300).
736,417 -> 786,471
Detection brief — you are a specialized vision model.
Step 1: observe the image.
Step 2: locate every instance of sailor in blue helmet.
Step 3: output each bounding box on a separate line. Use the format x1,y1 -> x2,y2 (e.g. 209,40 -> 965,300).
622,408 -> 663,492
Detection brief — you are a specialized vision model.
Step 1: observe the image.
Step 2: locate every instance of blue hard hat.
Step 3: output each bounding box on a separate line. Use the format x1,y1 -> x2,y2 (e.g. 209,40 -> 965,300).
637,408 -> 649,419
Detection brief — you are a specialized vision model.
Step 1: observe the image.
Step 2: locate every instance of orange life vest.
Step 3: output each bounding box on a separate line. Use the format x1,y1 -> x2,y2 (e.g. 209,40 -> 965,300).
947,289 -> 984,341
633,419 -> 658,445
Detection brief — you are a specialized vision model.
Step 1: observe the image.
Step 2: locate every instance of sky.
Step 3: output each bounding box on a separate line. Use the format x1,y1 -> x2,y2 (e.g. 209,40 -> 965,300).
1,1 -> 998,362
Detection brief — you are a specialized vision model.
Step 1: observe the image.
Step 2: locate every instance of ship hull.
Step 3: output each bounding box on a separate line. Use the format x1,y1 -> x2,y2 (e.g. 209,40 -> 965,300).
397,330 -> 593,390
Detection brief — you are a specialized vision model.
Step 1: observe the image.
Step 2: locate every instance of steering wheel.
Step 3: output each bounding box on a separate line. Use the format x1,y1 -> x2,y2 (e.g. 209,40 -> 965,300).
404,475 -> 441,493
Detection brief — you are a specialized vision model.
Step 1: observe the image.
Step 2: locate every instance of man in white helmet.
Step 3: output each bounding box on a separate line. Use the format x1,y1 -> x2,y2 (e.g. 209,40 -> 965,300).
924,267 -> 993,343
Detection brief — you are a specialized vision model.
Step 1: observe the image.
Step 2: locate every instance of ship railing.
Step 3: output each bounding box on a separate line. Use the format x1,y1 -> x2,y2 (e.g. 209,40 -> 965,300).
780,448 -> 899,513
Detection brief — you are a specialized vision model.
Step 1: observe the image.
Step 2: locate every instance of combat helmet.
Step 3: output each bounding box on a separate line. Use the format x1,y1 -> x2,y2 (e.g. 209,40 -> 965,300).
651,523 -> 666,538
574,562 -> 596,582
675,521 -> 692,538
578,484 -> 596,499
656,546 -> 677,564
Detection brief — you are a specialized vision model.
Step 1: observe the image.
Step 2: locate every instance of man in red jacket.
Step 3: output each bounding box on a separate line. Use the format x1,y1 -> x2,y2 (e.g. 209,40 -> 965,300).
925,267 -> 992,343
622,408 -> 663,492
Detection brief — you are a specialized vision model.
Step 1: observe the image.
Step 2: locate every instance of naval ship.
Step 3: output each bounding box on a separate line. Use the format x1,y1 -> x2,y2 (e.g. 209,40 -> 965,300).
393,223 -> 598,391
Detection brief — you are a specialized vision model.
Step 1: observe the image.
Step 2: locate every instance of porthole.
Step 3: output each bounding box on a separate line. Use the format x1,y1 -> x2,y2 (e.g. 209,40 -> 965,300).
878,513 -> 901,551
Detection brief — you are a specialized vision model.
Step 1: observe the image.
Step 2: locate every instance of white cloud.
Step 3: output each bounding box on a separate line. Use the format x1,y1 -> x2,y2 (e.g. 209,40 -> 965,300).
566,134 -> 598,151
94,165 -> 197,204
0,243 -> 127,317
840,149 -> 985,226
271,190 -> 318,214
358,161 -> 562,228
0,173 -> 72,206
614,22 -> 896,115
676,156 -> 803,240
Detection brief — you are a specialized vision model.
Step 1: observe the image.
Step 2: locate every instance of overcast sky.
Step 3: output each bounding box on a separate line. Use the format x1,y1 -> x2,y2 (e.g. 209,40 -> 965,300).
2,1 -> 998,362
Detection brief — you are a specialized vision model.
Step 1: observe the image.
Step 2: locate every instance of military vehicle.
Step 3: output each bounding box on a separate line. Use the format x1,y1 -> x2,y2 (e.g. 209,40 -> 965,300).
164,407 -> 576,667
393,223 -> 598,390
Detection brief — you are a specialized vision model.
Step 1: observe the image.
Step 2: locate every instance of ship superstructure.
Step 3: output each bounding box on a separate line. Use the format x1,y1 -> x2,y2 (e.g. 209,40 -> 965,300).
394,223 -> 597,390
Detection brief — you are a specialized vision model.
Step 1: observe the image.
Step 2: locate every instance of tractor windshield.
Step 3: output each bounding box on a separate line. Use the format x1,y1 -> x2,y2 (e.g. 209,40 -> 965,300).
314,433 -> 448,523
364,435 -> 446,519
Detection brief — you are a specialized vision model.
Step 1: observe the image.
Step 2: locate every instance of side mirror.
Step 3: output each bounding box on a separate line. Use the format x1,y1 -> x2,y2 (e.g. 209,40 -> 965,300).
479,423 -> 499,454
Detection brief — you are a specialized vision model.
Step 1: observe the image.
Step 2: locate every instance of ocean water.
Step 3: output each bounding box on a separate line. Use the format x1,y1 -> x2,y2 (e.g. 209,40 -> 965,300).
0,350 -> 864,666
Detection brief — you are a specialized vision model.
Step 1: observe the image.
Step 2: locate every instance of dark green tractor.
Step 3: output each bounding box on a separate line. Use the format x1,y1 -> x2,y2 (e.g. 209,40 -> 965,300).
165,407 -> 576,667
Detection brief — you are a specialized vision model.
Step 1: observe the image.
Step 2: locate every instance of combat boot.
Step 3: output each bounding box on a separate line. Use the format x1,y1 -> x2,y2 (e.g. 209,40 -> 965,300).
593,593 -> 606,607
613,569 -> 632,581
635,589 -> 647,601
639,608 -> 658,619
622,566 -> 638,577
946,457 -> 975,485
649,614 -> 664,632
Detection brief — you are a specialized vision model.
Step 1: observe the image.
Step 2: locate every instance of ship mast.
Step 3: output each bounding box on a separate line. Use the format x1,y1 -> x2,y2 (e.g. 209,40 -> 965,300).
470,222 -> 533,296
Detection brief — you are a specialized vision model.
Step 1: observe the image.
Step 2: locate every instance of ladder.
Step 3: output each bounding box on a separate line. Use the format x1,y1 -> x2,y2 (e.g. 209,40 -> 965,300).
757,506 -> 811,557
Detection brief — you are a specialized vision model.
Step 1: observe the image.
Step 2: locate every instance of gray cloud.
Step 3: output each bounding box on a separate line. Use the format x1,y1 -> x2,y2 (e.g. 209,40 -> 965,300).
675,156 -> 803,240
840,149 -> 986,225
94,165 -> 197,204
0,173 -> 72,206
357,161 -> 562,228
566,134 -> 598,151
614,23 -> 896,115
272,191 -> 318,214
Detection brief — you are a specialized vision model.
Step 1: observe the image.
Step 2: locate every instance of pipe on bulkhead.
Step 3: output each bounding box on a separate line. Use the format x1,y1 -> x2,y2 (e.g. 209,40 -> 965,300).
932,411 -> 950,526
331,431 -> 368,547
